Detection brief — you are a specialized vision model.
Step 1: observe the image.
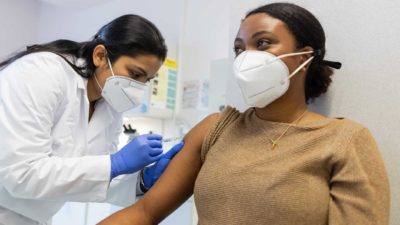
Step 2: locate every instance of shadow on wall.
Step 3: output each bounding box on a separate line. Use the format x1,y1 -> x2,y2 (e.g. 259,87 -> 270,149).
307,92 -> 333,117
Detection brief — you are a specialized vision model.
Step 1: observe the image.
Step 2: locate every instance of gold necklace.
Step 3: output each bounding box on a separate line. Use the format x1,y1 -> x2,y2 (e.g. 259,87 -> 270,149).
269,109 -> 308,150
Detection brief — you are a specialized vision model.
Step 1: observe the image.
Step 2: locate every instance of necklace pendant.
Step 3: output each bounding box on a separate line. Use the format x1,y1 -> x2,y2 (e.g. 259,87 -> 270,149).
270,139 -> 278,150
267,109 -> 307,151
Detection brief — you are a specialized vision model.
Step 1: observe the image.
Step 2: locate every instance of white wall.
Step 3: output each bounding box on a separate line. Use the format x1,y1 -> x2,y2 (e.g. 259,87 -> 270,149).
0,0 -> 40,60
175,0 -> 231,126
36,0 -> 182,51
35,0 -> 181,60
227,1 -> 400,225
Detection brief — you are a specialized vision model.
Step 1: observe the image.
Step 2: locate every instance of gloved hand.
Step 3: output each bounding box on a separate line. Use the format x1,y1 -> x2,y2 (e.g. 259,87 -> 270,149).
110,134 -> 163,180
143,141 -> 184,188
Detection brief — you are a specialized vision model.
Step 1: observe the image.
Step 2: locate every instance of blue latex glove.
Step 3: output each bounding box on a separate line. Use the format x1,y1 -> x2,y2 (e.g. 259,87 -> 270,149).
143,141 -> 184,188
110,134 -> 163,180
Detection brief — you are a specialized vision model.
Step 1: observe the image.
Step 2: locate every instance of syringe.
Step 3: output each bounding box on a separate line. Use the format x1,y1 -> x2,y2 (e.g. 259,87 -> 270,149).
162,136 -> 184,143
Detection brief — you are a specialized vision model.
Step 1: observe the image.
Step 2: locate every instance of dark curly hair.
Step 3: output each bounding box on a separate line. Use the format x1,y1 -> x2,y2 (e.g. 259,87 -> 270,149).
246,3 -> 341,103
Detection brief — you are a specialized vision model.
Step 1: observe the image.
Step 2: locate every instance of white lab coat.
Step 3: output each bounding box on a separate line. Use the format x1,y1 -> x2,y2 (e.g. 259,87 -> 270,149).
0,52 -> 139,224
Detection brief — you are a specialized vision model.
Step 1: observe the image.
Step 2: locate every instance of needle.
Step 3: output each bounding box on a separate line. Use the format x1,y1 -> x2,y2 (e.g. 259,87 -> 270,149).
162,136 -> 183,143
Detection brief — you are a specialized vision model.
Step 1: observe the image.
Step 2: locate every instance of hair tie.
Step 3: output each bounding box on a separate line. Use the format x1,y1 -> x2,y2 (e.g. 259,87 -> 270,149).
313,49 -> 342,69
321,60 -> 342,69
313,49 -> 322,57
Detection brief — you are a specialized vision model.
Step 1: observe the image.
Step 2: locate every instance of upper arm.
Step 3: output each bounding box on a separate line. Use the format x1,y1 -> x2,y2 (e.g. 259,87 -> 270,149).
98,113 -> 220,225
0,53 -> 66,167
329,128 -> 390,225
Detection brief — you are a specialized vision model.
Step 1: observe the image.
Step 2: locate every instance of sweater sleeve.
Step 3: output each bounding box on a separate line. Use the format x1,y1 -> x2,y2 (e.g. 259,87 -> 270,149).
329,127 -> 390,225
200,106 -> 239,163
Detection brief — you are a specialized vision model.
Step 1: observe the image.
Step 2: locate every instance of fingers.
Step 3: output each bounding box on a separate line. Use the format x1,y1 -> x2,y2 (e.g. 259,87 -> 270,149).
148,140 -> 162,148
149,148 -> 163,157
145,134 -> 163,140
163,142 -> 184,159
150,152 -> 163,162
154,158 -> 170,175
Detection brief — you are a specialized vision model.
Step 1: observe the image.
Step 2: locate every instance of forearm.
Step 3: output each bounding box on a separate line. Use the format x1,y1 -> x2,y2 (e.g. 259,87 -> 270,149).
99,201 -> 154,225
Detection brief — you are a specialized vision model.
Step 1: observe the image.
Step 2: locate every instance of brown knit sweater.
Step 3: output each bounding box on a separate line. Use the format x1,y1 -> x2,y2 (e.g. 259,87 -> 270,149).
193,106 -> 390,225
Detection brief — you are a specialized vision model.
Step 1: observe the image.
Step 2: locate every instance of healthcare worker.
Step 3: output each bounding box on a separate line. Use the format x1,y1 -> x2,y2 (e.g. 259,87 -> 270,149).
0,14 -> 183,225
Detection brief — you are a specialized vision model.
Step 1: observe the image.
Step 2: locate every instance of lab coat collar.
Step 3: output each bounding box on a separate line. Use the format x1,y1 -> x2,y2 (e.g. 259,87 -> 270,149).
76,75 -> 86,90
61,55 -> 87,91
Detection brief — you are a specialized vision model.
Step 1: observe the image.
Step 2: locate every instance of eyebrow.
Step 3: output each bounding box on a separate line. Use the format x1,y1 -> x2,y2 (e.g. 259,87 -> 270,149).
128,65 -> 148,77
234,30 -> 273,43
234,37 -> 243,43
251,30 -> 272,39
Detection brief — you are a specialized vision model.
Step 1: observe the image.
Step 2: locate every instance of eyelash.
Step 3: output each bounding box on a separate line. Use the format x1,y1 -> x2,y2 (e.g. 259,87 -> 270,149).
234,46 -> 243,56
129,71 -> 143,79
257,39 -> 271,49
233,39 -> 272,56
131,73 -> 148,83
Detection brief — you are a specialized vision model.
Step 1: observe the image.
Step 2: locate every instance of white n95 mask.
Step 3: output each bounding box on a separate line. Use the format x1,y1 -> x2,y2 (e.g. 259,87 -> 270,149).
233,50 -> 315,108
95,58 -> 147,113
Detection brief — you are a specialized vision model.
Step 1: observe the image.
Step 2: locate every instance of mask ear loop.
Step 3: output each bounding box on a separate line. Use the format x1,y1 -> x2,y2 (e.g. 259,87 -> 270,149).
107,57 -> 116,77
272,51 -> 315,76
288,55 -> 315,79
238,50 -> 315,73
276,50 -> 314,61
261,51 -> 315,67
94,73 -> 103,91
94,56 -> 115,92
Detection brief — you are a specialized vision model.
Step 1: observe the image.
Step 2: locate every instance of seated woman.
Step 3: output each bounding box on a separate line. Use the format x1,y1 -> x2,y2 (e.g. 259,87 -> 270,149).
98,3 -> 390,225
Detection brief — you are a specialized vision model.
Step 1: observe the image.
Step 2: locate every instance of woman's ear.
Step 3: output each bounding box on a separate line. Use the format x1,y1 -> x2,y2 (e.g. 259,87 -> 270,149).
298,46 -> 314,70
92,44 -> 108,68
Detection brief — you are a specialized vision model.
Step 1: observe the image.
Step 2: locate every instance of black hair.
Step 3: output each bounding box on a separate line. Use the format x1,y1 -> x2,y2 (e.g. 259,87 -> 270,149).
0,14 -> 167,78
246,3 -> 341,103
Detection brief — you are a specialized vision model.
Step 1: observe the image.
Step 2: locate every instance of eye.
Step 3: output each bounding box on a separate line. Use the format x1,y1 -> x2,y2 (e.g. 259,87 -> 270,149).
256,39 -> 271,50
234,46 -> 244,56
129,71 -> 144,79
